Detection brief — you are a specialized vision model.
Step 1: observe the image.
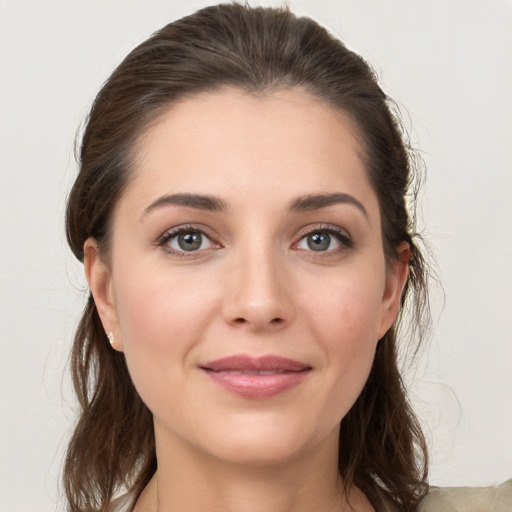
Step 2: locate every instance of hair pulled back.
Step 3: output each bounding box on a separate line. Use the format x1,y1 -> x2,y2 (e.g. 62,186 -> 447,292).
64,4 -> 430,511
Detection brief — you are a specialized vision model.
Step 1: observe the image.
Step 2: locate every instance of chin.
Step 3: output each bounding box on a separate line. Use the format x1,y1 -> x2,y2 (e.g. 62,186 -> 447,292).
211,437 -> 307,466
198,412 -> 336,467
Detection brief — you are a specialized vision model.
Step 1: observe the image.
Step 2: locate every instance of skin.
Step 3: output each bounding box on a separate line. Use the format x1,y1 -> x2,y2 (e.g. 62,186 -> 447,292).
85,88 -> 409,512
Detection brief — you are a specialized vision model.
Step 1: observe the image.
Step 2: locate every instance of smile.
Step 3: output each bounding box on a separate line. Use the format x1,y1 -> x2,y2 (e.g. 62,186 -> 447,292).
200,355 -> 312,399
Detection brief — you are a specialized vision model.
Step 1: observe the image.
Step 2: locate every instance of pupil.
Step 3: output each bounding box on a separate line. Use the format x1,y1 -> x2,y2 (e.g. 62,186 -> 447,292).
178,232 -> 202,251
307,232 -> 330,251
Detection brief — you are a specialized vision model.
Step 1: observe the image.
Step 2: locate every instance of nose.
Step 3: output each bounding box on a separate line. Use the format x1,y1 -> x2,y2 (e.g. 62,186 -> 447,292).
222,243 -> 294,332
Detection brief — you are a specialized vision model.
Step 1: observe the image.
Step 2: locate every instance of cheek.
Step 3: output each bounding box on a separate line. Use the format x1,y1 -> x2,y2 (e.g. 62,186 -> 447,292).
114,265 -> 219,346
306,268 -> 385,348
302,268 -> 385,412
111,266 -> 221,405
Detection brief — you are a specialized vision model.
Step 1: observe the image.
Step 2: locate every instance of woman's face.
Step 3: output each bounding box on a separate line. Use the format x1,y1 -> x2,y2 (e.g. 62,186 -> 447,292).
86,88 -> 407,466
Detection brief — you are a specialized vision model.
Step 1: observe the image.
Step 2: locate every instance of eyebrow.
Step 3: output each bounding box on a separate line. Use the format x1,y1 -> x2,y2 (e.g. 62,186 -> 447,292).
142,193 -> 227,219
288,193 -> 368,218
141,191 -> 368,219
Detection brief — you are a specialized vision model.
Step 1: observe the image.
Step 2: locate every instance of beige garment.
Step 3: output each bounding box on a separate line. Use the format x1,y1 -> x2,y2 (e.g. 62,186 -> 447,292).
109,480 -> 512,511
419,480 -> 512,512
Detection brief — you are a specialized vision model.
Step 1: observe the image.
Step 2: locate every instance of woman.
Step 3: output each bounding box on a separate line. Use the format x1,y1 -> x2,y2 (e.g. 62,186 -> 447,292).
63,4 -> 510,512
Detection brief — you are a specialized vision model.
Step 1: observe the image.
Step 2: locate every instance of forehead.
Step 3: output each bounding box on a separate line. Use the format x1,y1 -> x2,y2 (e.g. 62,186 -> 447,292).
124,87 -> 377,217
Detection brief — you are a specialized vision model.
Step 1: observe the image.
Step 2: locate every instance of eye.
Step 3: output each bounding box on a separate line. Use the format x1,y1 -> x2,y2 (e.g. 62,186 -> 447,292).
295,228 -> 352,252
159,227 -> 217,254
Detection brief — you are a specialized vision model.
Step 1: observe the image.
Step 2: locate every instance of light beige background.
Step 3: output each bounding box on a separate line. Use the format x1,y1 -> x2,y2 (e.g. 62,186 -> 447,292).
1,1 -> 511,510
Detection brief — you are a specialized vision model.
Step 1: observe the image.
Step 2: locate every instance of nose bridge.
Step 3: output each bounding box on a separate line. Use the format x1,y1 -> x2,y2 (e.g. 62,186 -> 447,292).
223,231 -> 292,330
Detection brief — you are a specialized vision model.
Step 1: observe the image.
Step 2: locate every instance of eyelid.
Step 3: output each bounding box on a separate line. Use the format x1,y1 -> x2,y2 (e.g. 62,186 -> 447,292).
156,223 -> 352,256
157,224 -> 221,255
292,224 -> 353,251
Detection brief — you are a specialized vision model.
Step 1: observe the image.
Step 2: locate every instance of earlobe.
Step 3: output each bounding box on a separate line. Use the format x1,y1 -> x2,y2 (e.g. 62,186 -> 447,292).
378,241 -> 410,339
83,238 -> 123,351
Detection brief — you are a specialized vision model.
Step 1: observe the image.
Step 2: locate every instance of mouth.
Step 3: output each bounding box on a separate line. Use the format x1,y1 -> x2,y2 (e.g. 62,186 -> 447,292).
200,355 -> 312,399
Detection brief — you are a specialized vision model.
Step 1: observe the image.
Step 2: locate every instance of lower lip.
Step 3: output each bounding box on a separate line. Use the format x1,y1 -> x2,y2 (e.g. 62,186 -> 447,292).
202,369 -> 311,399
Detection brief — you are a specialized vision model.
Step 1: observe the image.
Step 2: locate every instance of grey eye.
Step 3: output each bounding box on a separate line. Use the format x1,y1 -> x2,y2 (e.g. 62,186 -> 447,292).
167,230 -> 213,252
306,232 -> 331,251
178,232 -> 203,251
297,230 -> 343,252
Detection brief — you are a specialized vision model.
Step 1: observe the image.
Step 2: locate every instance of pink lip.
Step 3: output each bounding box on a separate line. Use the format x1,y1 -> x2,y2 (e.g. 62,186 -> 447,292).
200,355 -> 312,399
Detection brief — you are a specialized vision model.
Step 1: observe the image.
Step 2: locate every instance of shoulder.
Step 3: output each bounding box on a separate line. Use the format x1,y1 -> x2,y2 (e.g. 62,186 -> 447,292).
419,480 -> 512,512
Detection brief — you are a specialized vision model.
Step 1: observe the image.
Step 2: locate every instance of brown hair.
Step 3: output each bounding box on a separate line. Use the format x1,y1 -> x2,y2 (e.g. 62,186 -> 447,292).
64,4 -> 430,511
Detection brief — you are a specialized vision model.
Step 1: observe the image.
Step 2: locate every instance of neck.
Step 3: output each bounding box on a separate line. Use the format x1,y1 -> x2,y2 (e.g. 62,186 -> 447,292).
156,460 -> 346,512
150,426 -> 352,512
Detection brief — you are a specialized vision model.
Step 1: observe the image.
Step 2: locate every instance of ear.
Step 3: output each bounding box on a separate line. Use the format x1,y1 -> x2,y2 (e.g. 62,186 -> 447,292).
83,237 -> 124,352
378,241 -> 410,339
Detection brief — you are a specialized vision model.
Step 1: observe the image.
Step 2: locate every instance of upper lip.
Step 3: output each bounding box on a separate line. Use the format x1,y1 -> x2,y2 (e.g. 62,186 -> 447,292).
201,355 -> 311,372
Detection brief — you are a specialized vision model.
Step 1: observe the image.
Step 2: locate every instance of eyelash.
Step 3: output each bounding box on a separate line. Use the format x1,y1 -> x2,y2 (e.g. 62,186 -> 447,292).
294,225 -> 354,253
156,224 -> 353,257
157,225 -> 219,256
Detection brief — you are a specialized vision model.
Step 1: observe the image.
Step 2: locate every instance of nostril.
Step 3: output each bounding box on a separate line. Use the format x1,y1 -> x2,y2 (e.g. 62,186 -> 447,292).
231,317 -> 284,326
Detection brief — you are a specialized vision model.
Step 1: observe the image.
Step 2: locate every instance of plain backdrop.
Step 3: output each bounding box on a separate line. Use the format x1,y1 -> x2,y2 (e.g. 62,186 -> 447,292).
1,1 -> 511,510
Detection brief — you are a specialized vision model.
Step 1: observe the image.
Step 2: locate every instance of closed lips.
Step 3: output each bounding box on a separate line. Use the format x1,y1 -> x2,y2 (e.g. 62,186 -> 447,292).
214,370 -> 299,375
200,355 -> 312,399
200,355 -> 312,373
